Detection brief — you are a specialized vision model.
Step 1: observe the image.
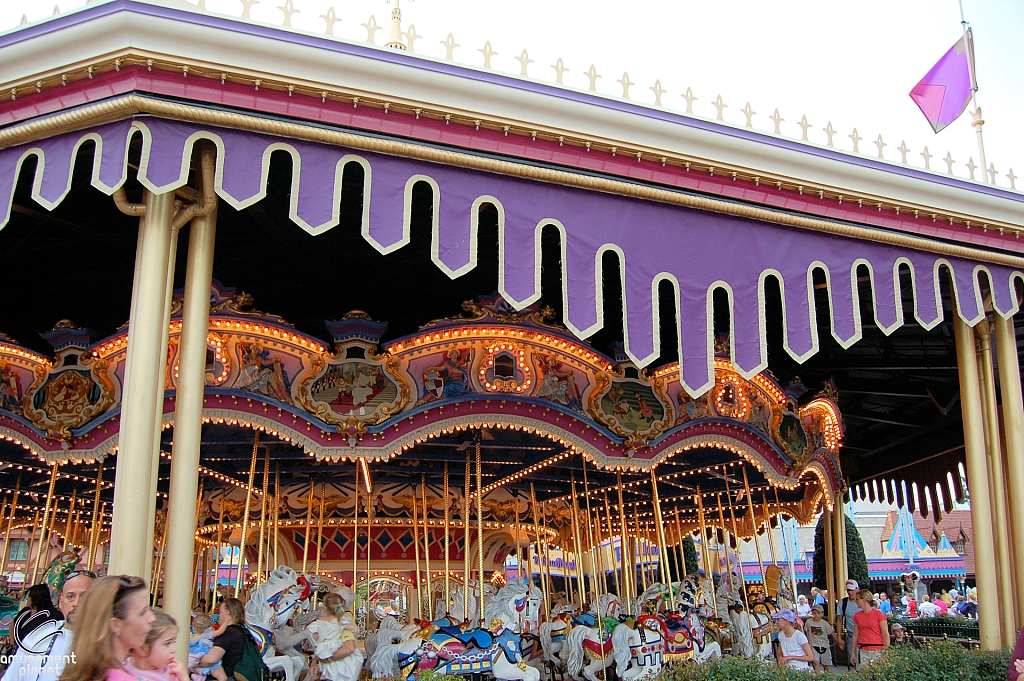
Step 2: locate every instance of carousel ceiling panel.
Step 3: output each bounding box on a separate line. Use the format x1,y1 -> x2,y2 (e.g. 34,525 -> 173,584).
0,117 -> 1020,398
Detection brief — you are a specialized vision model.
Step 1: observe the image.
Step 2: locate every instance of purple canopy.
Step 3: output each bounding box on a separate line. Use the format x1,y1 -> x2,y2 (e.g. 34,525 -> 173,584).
1,117 -> 1018,396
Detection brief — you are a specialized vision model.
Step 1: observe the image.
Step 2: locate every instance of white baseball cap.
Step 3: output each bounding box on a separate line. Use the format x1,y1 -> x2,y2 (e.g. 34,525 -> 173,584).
845,580 -> 859,591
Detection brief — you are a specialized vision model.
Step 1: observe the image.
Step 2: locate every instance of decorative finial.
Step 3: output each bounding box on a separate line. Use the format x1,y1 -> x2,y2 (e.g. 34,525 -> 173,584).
19,14 -> 27,25
238,0 -> 259,19
965,157 -> 977,180
385,0 -> 406,50
681,87 -> 697,114
52,5 -> 60,15
822,122 -> 836,147
584,65 -> 601,92
873,134 -> 886,159
478,41 -> 497,68
361,16 -> 382,43
988,162 -> 997,185
897,141 -> 910,164
278,0 -> 299,27
551,58 -> 569,84
403,24 -> 421,52
741,102 -> 755,127
943,152 -> 955,174
1007,168 -> 1017,190
618,73 -> 634,99
650,80 -> 666,106
320,6 -> 341,35
797,115 -> 811,141
712,95 -> 727,121
440,33 -> 459,60
921,147 -> 932,170
769,109 -> 784,134
848,128 -> 862,153
515,50 -> 534,77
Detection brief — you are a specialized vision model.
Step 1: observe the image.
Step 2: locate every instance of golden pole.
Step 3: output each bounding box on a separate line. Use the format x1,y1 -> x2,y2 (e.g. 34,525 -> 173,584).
761,491 -> 778,565
85,464 -> 101,571
540,498 -> 554,611
464,451 -> 471,621
531,482 -> 549,619
350,471 -> 358,585
363,478 -> 371,606
411,479 -> 422,620
740,467 -> 765,589
476,436 -> 485,624
673,506 -> 686,576
191,479 -> 205,600
823,505 -> 837,629
273,464 -> 280,570
152,504 -> 170,599
62,490 -> 76,549
569,472 -> 586,603
212,492 -> 225,611
31,463 -> 59,586
994,312 -> 1024,631
26,507 -> 39,574
650,469 -> 673,590
604,493 -> 621,599
256,446 -> 270,584
616,473 -> 632,605
632,504 -> 647,593
581,461 -> 604,599
695,487 -> 717,618
443,462 -> 451,614
721,488 -> 749,611
235,431 -> 259,596
421,475 -> 433,619
514,490 -> 524,585
315,482 -> 325,606
1,471 -> 21,576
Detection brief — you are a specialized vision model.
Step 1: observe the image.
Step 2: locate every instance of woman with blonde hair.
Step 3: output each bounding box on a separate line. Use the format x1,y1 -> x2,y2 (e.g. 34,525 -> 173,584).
850,588 -> 889,669
60,575 -> 155,681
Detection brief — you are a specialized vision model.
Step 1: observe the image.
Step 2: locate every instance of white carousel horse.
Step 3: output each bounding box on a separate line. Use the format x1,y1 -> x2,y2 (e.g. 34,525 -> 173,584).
564,594 -> 624,681
369,636 -> 422,679
243,566 -> 315,681
612,615 -> 665,681
538,604 -> 576,666
678,607 -> 722,662
365,614 -> 419,660
670,575 -> 722,662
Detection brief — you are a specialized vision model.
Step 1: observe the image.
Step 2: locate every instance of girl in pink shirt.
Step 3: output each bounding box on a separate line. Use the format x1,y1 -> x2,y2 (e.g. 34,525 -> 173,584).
126,612 -> 189,681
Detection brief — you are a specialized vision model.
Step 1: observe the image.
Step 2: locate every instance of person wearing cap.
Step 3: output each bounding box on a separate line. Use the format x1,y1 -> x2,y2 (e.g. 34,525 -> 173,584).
805,604 -> 834,671
851,588 -> 889,668
890,623 -> 908,645
772,609 -> 813,671
836,579 -> 862,668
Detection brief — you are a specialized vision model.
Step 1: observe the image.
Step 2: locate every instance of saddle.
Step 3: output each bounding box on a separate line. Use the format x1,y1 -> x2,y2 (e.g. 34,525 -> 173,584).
435,625 -> 495,651
581,618 -> 617,659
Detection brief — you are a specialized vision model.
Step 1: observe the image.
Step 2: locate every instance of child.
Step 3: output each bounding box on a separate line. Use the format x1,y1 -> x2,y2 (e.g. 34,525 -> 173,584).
126,612 -> 191,681
805,605 -> 834,671
306,593 -> 364,681
772,609 -> 813,671
188,613 -> 227,681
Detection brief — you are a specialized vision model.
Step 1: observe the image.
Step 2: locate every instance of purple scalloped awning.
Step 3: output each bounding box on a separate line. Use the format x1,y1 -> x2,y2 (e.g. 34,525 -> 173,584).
1,117 -> 1020,396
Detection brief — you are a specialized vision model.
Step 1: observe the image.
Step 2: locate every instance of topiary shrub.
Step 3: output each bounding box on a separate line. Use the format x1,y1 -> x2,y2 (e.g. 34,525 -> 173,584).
811,513 -> 869,590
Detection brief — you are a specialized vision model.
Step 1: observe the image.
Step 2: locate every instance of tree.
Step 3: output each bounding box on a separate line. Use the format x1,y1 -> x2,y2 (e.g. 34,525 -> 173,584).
682,536 -> 700,575
812,513 -> 870,590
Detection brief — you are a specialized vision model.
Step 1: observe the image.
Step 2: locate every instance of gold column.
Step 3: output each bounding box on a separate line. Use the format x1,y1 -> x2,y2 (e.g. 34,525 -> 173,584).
351,472 -> 358,586
212,493 -> 224,611
761,491 -> 777,564
364,479 -> 372,603
977,321 -> 1017,644
1,471 -> 21,576
823,506 -> 837,628
421,475 -> 433,619
632,504 -> 647,593
235,432 -> 259,596
832,500 -> 846,604
570,472 -> 586,601
464,451 -> 471,621
315,482 -> 325,605
605,494 -> 621,599
475,437 -> 485,623
410,479 -> 422,619
540,498 -> 554,613
695,488 -> 717,618
303,478 -> 315,575
582,461 -> 604,598
649,469 -> 673,588
741,468 -> 765,587
994,312 -> 1024,629
255,447 -> 271,584
62,490 -> 76,549
721,489 -> 749,611
616,473 -> 632,605
273,465 -> 280,570
31,463 -> 59,585
443,462 -> 451,614
958,309 -> 1005,649
673,506 -> 686,578
531,483 -> 546,612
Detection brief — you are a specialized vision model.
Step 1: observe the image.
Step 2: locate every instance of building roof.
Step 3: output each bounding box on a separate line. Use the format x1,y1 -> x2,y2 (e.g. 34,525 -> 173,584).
880,509 -> 974,576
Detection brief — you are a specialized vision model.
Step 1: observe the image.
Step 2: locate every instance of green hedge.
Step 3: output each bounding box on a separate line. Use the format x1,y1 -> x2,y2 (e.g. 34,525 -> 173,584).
887,613 -> 980,640
659,642 -> 1011,681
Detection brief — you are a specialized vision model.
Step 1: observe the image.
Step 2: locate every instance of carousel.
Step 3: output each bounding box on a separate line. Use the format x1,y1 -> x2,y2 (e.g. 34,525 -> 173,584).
0,0 -> 1022,673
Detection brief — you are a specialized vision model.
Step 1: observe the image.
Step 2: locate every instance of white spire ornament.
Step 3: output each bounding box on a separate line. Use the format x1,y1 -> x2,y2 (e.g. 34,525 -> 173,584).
385,0 -> 406,50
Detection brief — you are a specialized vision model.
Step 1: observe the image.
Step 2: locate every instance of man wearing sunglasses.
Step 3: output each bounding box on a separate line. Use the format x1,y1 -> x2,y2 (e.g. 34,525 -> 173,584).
1,569 -> 95,681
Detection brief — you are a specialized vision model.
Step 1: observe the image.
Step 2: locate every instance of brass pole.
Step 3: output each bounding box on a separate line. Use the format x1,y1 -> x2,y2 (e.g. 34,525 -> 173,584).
514,490 -> 524,585
350,471 -> 358,586
695,487 -> 717,618
363,478 -> 371,605
235,431 -> 259,596
421,475 -> 433,619
1,471 -> 21,576
411,479 -> 422,620
153,503 -> 170,599
650,469 -> 673,590
443,462 -> 451,614
213,491 -> 225,611
582,461 -> 605,599
273,464 -> 280,570
314,482 -> 325,606
570,472 -> 586,603
604,493 -> 621,598
476,436 -> 485,623
721,487 -> 749,611
26,507 -> 40,574
31,463 -> 59,586
256,446 -> 270,584
540,498 -> 554,612
761,491 -> 778,565
616,473 -> 631,605
994,312 -> 1024,631
62,490 -> 76,549
673,506 -> 686,576
632,503 -> 647,593
823,505 -> 837,629
464,451 -> 471,621
191,479 -> 205,599
741,467 -> 766,588
531,482 -> 549,618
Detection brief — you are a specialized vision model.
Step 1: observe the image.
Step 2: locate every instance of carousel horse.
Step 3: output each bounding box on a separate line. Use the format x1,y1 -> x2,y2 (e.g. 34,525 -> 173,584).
764,565 -> 795,609
611,615 -> 666,681
665,575 -> 722,663
538,604 -> 575,667
735,597 -> 775,661
564,595 -> 624,681
243,566 -> 316,681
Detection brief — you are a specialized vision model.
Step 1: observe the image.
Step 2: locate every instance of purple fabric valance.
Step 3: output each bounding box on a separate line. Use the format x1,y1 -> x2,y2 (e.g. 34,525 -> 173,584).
1,117 -> 1020,396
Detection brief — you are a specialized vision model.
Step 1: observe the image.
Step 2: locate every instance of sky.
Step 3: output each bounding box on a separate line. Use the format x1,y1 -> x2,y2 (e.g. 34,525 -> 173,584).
1,0 -> 1022,188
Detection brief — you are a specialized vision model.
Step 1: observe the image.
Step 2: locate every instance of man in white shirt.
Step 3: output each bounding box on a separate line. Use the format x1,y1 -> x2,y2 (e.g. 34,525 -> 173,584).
1,569 -> 94,681
917,593 -> 941,618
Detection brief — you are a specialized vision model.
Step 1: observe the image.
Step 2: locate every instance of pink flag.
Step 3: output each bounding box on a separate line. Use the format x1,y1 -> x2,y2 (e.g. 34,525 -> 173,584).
910,30 -> 976,133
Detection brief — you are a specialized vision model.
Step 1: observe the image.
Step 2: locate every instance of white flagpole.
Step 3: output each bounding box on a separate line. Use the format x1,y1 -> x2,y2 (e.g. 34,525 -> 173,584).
959,0 -> 989,183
